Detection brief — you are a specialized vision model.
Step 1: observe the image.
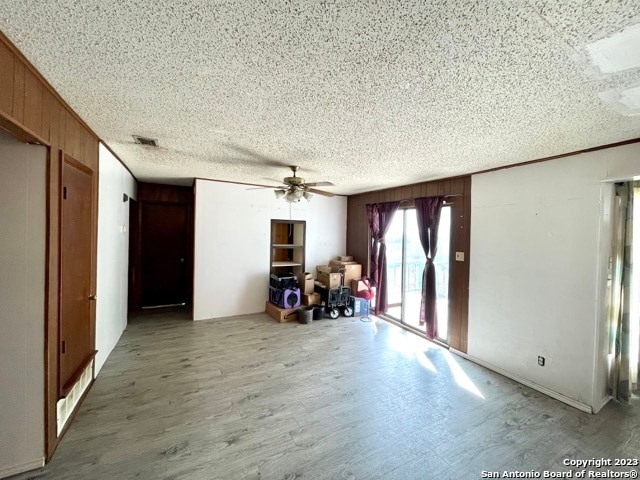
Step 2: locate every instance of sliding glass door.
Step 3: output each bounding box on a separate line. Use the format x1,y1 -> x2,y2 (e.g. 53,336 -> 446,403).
385,206 -> 452,343
386,214 -> 404,320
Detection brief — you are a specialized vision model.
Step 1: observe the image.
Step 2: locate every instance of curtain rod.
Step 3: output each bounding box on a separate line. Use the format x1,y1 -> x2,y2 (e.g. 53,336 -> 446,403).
369,193 -> 464,208
396,194 -> 462,208
410,193 -> 462,199
398,193 -> 462,202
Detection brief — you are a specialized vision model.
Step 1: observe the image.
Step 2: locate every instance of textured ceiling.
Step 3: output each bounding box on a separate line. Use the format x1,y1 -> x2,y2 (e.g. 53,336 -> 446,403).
1,1 -> 639,194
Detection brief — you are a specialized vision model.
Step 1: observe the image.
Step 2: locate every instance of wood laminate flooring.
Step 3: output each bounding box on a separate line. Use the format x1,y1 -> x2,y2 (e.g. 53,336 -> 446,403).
17,311 -> 640,480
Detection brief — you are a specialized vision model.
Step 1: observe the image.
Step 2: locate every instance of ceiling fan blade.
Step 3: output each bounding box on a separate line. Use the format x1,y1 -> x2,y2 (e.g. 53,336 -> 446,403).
261,177 -> 288,185
245,185 -> 280,190
305,181 -> 335,187
307,188 -> 335,197
224,144 -> 291,168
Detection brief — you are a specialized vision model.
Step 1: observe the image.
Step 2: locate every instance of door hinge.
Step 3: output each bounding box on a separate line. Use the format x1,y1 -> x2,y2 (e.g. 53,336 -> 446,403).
63,186 -> 67,199
61,340 -> 66,354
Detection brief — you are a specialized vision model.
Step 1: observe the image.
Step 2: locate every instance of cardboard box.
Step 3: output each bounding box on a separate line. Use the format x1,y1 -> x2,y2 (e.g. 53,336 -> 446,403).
265,301 -> 298,323
296,272 -> 314,294
331,263 -> 361,285
329,259 -> 358,266
302,292 -> 321,306
317,265 -> 333,274
316,265 -> 342,288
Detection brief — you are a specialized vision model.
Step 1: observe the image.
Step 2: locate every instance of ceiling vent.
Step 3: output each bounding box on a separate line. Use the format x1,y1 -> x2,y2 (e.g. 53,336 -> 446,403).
132,135 -> 158,147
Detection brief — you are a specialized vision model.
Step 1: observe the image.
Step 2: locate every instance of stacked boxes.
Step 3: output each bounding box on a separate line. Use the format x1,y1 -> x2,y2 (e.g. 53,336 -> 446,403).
316,265 -> 342,288
265,301 -> 298,323
302,292 -> 321,305
266,256 -> 362,322
296,271 -> 321,305
316,256 -> 362,289
328,259 -> 362,285
296,272 -> 314,294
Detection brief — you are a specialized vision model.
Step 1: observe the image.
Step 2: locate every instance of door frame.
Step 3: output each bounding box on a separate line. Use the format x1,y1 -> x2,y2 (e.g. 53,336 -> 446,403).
57,152 -> 97,397
128,198 -> 140,312
139,200 -> 191,307
384,202 -> 455,345
129,183 -> 195,312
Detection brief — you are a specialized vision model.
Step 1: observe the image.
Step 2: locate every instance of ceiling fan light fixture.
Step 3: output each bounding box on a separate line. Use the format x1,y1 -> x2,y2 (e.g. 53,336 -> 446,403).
284,190 -> 299,203
271,166 -> 333,202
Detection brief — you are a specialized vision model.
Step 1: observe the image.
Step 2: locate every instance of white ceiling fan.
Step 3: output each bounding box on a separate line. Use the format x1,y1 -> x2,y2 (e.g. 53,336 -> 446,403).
253,166 -> 335,202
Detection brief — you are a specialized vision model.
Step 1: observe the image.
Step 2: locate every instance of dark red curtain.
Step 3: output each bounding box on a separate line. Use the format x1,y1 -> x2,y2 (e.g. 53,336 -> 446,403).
415,196 -> 445,339
366,201 -> 400,315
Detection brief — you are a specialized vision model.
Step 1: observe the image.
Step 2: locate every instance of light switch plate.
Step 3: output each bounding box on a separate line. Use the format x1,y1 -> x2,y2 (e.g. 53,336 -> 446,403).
455,252 -> 465,261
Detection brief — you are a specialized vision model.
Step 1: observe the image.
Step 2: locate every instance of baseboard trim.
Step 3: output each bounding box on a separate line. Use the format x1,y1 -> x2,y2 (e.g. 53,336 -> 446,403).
450,349 -> 593,414
0,458 -> 44,479
595,394 -> 612,413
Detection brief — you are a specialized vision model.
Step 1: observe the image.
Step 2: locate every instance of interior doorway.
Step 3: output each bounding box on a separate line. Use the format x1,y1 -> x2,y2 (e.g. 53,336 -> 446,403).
140,202 -> 190,307
0,130 -> 47,476
59,155 -> 95,393
386,205 -> 453,344
128,183 -> 194,312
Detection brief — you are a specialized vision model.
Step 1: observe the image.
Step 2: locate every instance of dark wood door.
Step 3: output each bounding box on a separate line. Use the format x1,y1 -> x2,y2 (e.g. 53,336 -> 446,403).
140,202 -> 190,307
59,156 -> 94,394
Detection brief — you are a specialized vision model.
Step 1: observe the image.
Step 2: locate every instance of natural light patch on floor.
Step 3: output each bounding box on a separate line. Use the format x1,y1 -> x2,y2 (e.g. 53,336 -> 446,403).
443,350 -> 485,399
385,325 -> 437,373
368,317 -> 381,335
382,321 -> 484,392
416,352 -> 437,373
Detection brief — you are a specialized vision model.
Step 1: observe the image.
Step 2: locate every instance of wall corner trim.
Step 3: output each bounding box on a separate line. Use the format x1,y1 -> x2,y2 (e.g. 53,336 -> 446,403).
0,458 -> 45,479
594,395 -> 613,414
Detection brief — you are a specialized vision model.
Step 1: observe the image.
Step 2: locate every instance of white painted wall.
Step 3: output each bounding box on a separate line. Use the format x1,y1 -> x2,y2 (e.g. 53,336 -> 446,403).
468,142 -> 640,411
193,179 -> 347,320
96,144 -> 137,373
0,131 -> 46,478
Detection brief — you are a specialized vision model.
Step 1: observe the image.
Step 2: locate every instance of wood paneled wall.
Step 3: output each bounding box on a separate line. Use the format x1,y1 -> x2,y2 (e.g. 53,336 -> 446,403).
347,176 -> 471,352
138,182 -> 194,204
0,32 -> 99,459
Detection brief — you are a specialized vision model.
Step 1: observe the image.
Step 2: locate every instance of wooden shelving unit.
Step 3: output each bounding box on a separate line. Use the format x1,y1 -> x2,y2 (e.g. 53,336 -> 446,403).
270,220 -> 305,275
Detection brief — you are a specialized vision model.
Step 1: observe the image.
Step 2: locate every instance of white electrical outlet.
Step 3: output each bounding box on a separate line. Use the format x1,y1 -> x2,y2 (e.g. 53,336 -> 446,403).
455,252 -> 465,261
